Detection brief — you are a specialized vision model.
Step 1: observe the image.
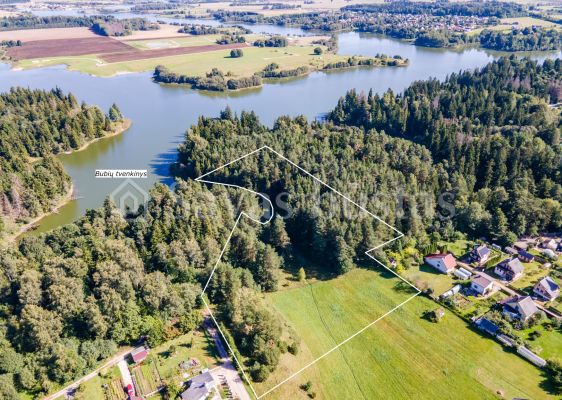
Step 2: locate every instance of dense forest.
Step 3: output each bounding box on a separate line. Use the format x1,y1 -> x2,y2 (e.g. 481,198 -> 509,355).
328,57 -> 562,244
479,27 -> 562,52
0,15 -> 110,31
0,88 -> 123,238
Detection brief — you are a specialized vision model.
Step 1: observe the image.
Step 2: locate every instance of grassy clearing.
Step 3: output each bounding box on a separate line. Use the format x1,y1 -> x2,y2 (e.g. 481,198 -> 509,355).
125,35 -> 222,50
152,330 -> 221,381
256,267 -> 555,400
403,264 -> 456,296
521,324 -> 562,360
16,44 -> 373,78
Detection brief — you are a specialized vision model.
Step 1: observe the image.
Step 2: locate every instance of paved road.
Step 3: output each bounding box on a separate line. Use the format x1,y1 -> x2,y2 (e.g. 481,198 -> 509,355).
118,359 -> 133,390
205,317 -> 252,400
43,347 -> 135,400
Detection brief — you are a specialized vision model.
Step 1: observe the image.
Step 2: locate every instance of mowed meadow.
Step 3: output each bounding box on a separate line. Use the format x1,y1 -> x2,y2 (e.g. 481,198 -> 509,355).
252,268 -> 555,400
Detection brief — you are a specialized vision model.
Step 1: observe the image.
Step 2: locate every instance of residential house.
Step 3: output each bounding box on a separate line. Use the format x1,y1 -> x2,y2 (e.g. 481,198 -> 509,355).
533,276 -> 560,301
470,275 -> 494,296
517,250 -> 534,263
500,296 -> 540,321
542,238 -> 558,251
494,258 -> 524,281
504,247 -> 518,256
180,371 -> 217,400
471,245 -> 491,265
130,346 -> 148,364
424,253 -> 457,274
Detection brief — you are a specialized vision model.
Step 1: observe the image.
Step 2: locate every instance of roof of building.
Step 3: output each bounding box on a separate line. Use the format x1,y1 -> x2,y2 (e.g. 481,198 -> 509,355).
497,258 -> 524,275
474,245 -> 490,258
476,318 -> 499,335
131,346 -> 148,363
425,253 -> 457,270
504,246 -> 518,255
502,296 -> 539,320
535,276 -> 560,298
518,250 -> 535,259
181,372 -> 216,400
472,275 -> 493,289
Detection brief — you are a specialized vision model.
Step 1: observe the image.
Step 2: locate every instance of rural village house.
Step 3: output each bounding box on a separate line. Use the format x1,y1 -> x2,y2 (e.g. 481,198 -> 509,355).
517,250 -> 535,263
533,276 -> 560,301
181,371 -> 218,400
424,253 -> 457,274
471,245 -> 491,265
500,296 -> 540,321
470,275 -> 494,296
542,238 -> 558,251
494,258 -> 524,282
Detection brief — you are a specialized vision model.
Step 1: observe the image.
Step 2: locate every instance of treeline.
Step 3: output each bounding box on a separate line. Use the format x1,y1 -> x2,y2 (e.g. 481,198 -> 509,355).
91,18 -> 159,37
0,15 -> 109,31
0,181 -> 252,396
343,1 -> 526,18
328,57 -> 562,244
260,62 -> 309,78
153,65 -> 262,91
216,33 -> 246,44
323,55 -> 405,69
479,27 -> 562,51
131,2 -> 180,12
0,88 -> 123,237
253,36 -> 288,47
178,23 -> 219,35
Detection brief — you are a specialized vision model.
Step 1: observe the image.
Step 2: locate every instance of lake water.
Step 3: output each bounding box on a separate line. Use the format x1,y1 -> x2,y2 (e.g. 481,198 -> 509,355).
1,24 -> 560,233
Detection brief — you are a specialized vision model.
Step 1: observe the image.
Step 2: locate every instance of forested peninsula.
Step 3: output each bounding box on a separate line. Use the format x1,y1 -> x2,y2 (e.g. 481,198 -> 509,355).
0,88 -> 128,241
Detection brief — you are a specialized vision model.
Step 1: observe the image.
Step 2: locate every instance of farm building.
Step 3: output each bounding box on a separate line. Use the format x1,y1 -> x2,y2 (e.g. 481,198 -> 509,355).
130,346 -> 149,364
180,371 -> 217,400
533,276 -> 560,301
494,258 -> 524,281
424,253 -> 457,274
500,296 -> 540,321
470,275 -> 494,296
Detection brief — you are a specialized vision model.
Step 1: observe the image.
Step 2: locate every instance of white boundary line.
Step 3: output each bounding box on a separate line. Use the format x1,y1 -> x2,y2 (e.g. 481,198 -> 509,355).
196,145 -> 421,399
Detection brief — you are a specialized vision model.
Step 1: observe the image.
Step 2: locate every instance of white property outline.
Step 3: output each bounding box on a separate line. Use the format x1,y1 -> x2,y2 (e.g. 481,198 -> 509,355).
196,145 -> 421,399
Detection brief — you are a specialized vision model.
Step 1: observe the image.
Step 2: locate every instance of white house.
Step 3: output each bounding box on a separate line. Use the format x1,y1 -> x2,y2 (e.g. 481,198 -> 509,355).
494,258 -> 524,282
470,275 -> 494,296
533,276 -> 560,301
424,253 -> 457,274
471,245 -> 491,265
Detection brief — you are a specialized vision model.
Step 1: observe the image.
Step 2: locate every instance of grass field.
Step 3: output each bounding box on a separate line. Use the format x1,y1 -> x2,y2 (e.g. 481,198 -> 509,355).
16,44 -> 351,78
153,330 -> 221,381
253,267 -> 557,400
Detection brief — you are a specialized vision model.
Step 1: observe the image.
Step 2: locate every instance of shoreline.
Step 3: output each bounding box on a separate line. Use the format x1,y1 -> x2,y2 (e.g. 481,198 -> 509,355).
63,118 -> 133,155
1,119 -> 133,244
5,182 -> 75,244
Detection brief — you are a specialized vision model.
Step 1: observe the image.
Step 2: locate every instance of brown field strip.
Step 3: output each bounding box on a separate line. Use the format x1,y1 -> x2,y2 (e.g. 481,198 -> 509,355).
7,37 -> 136,60
100,42 -> 249,63
0,27 -> 98,42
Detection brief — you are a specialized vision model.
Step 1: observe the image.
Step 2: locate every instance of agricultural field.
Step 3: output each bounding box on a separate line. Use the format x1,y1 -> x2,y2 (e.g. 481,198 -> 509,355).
16,43 -> 348,78
132,359 -> 162,396
251,267 -> 556,399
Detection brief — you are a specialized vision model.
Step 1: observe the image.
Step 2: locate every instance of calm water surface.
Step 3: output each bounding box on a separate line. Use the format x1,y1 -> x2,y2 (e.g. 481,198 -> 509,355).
0,29 -> 559,233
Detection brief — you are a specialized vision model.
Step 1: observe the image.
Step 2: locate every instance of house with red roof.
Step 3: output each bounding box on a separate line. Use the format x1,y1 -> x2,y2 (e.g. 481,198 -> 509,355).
130,346 -> 149,364
424,253 -> 457,274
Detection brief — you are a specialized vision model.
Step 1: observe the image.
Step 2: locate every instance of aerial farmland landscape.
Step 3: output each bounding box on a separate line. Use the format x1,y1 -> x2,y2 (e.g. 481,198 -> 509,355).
0,0 -> 562,400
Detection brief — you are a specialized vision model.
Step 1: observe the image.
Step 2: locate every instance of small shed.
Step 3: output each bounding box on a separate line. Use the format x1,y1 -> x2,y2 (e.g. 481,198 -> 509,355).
130,346 -> 149,364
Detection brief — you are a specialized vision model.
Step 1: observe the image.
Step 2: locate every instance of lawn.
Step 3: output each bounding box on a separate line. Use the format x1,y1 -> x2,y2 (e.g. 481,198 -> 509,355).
402,263 -> 457,297
73,365 -> 124,400
16,44 -> 352,78
511,260 -> 549,291
521,324 -> 562,361
125,35 -> 223,50
152,330 -> 221,381
253,267 -> 557,400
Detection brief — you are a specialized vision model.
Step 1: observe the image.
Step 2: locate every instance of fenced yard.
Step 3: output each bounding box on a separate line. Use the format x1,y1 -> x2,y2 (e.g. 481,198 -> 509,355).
132,359 -> 162,397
